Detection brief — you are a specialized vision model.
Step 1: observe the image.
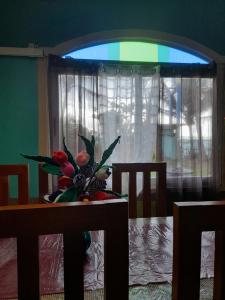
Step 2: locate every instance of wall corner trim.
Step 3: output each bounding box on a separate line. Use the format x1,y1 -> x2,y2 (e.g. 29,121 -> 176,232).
0,47 -> 45,57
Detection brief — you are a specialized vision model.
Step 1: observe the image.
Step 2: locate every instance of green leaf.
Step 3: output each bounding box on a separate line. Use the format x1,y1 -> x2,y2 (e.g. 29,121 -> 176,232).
101,164 -> 112,169
42,164 -> 63,176
54,186 -> 78,203
96,136 -> 121,172
79,135 -> 94,165
63,137 -> 79,173
21,154 -> 59,166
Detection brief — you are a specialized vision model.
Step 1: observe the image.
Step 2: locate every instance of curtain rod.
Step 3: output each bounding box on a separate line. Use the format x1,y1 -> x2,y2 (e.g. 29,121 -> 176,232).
49,54 -> 216,77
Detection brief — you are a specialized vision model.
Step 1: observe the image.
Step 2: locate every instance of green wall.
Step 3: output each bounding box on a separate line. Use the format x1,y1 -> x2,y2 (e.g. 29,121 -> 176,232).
0,56 -> 38,197
1,1 -> 225,55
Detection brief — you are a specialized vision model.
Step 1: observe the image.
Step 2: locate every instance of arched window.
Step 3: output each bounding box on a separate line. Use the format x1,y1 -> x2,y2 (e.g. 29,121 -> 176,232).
64,41 -> 210,64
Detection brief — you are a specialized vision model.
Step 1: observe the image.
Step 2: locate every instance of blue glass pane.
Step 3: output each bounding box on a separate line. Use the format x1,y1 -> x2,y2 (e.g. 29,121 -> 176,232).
65,44 -> 109,60
169,48 -> 207,64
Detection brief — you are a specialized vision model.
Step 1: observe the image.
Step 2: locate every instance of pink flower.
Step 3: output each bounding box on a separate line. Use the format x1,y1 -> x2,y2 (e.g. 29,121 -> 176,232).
52,151 -> 68,165
75,150 -> 90,167
60,162 -> 75,177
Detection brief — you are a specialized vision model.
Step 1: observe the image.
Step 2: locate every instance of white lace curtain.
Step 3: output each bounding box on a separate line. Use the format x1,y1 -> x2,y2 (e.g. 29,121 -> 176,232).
57,64 -> 159,163
49,57 -> 217,201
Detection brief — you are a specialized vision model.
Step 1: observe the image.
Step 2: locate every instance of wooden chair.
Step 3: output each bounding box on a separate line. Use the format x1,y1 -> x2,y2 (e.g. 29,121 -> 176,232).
173,200 -> 225,300
0,199 -> 128,300
0,164 -> 29,205
112,162 -> 167,218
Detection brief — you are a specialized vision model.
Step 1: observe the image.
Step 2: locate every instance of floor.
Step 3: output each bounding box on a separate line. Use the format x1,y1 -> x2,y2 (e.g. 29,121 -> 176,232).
8,279 -> 213,300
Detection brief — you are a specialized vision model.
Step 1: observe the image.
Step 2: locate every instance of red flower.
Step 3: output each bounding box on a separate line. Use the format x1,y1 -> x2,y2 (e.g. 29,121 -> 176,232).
58,176 -> 73,189
92,191 -> 117,201
52,151 -> 68,165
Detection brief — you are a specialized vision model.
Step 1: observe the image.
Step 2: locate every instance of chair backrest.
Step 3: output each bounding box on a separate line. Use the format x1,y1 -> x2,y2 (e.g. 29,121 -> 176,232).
173,200 -> 225,300
0,164 -> 29,205
112,162 -> 167,218
0,199 -> 128,300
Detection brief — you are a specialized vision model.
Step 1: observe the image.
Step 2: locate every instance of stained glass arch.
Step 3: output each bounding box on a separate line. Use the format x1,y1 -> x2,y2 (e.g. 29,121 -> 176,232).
64,41 -> 209,64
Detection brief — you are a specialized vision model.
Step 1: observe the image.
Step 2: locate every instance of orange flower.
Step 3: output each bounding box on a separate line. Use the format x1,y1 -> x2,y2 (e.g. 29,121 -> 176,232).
52,151 -> 68,165
75,150 -> 90,167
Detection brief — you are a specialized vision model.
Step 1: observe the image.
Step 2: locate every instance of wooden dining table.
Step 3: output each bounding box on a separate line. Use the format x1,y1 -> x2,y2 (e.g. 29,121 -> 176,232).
0,217 -> 215,299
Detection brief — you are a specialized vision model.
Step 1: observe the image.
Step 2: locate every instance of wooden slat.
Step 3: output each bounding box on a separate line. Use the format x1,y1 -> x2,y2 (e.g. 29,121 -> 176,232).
129,172 -> 137,218
172,206 -> 201,300
143,171 -> 151,217
112,169 -> 122,194
17,235 -> 40,300
64,232 -> 84,300
172,201 -> 225,300
18,165 -> 29,205
0,176 -> 9,205
157,163 -> 167,216
104,199 -> 128,300
213,231 -> 225,300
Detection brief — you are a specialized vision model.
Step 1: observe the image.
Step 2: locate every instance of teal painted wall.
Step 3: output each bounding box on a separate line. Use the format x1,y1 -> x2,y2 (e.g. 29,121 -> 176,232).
0,1 -> 225,55
0,57 -> 38,197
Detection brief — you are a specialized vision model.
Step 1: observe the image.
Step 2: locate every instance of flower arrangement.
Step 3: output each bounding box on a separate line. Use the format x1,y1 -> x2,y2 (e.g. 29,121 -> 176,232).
22,135 -> 121,203
22,135 -> 121,253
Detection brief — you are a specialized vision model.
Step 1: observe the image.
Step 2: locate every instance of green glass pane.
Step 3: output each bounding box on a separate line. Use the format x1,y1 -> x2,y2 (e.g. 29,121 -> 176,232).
149,43 -> 158,62
120,42 -> 151,62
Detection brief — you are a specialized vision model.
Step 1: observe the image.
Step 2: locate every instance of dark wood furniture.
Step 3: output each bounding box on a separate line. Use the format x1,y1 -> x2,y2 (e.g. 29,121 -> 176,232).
173,200 -> 225,300
0,164 -> 29,205
0,199 -> 128,300
112,162 -> 167,218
